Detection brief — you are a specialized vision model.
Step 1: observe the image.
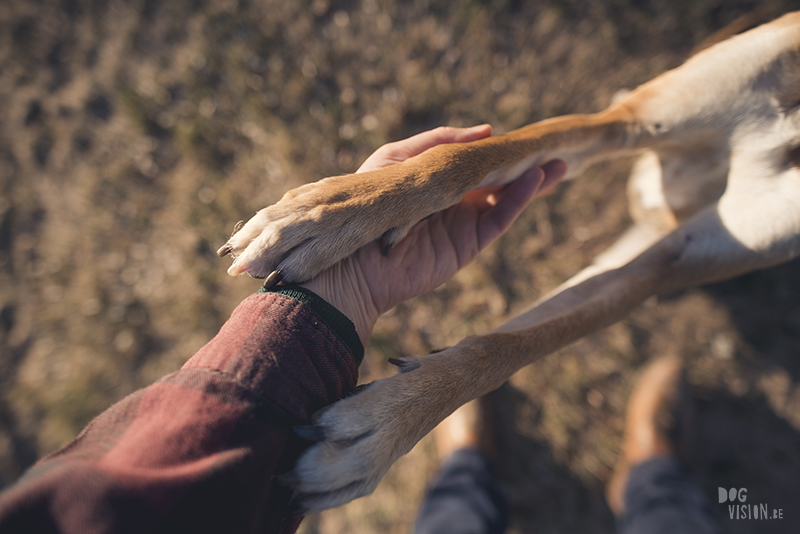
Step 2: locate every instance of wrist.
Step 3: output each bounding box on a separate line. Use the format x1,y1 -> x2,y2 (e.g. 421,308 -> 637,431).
299,260 -> 378,347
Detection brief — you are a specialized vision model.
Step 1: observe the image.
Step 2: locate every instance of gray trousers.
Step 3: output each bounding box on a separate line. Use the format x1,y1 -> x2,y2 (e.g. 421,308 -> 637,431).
414,450 -> 720,534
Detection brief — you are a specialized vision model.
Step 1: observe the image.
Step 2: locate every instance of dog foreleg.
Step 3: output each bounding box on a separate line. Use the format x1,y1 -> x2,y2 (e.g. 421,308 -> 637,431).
284,160 -> 800,512
281,230 -> 662,513
218,107 -> 640,282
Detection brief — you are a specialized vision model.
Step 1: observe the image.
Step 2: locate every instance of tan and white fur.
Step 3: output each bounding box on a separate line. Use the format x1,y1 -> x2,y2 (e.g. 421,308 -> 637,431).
220,12 -> 800,512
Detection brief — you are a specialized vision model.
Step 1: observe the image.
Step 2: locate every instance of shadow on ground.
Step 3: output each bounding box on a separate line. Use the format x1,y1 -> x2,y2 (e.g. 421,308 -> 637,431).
483,263 -> 800,534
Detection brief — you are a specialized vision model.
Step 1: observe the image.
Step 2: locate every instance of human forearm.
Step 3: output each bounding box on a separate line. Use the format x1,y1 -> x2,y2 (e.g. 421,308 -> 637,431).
0,291 -> 361,534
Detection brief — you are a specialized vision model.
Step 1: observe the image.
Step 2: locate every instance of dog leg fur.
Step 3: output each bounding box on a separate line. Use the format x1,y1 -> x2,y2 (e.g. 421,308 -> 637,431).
284,11 -> 800,509
221,12 -> 800,284
220,108 -> 640,281
286,154 -> 800,511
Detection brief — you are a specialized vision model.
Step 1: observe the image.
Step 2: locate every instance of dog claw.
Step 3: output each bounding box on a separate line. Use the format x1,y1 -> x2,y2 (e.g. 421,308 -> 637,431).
379,227 -> 406,256
388,357 -> 420,373
379,232 -> 394,256
217,244 -> 233,257
294,425 -> 326,442
217,220 -> 246,258
262,270 -> 284,290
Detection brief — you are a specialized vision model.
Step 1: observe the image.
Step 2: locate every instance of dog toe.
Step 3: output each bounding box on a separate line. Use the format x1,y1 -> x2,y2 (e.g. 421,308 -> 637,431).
379,226 -> 409,256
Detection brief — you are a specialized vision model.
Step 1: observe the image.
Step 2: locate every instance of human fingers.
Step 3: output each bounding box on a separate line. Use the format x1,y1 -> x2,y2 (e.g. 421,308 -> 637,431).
471,159 -> 567,247
473,167 -> 545,250
536,159 -> 568,196
357,124 -> 493,173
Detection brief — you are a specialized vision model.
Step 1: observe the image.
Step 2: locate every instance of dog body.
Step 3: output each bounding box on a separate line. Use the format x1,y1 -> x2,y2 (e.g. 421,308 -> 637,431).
221,12 -> 800,512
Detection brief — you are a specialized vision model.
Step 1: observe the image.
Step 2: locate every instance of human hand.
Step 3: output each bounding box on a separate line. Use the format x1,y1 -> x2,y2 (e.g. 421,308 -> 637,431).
300,125 -> 567,346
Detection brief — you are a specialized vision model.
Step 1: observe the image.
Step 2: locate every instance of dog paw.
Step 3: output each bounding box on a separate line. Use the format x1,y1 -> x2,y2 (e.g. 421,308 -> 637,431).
281,356 -> 458,513
218,170 -> 429,282
217,174 -> 380,282
217,147 -> 477,283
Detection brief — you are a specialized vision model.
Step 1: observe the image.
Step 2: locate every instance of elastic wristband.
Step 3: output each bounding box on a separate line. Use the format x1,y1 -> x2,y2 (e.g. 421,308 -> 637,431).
260,284 -> 364,366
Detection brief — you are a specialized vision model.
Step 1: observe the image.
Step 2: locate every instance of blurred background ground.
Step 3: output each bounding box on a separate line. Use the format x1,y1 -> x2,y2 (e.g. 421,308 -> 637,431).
1,0 -> 800,532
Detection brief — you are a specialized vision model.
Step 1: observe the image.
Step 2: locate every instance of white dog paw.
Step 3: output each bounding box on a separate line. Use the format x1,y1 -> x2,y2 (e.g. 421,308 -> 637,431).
280,357 -> 450,513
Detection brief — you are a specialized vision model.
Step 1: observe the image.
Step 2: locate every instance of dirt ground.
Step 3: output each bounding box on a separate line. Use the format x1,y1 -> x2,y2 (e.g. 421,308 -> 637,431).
1,0 -> 799,532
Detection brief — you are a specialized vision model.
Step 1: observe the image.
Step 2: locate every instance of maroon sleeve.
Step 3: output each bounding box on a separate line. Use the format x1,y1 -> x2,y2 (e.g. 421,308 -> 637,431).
0,289 -> 360,534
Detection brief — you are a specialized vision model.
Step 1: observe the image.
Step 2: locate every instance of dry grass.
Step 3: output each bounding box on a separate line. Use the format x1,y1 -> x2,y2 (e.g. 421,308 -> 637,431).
2,0 -> 800,532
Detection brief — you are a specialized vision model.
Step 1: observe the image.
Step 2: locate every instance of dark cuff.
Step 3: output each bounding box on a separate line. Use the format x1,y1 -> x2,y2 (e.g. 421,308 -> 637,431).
261,284 -> 365,366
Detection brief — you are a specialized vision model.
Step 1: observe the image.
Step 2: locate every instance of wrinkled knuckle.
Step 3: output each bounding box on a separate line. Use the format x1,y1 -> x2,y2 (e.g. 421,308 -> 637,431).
432,125 -> 454,138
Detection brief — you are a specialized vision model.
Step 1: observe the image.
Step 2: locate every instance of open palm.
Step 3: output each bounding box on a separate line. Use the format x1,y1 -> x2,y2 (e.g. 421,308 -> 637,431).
301,125 -> 566,345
